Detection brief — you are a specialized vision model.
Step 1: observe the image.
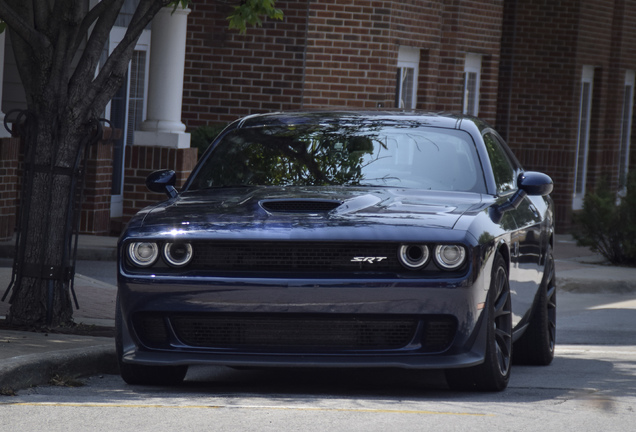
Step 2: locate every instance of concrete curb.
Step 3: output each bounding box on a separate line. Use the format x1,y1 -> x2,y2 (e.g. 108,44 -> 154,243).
0,344 -> 118,391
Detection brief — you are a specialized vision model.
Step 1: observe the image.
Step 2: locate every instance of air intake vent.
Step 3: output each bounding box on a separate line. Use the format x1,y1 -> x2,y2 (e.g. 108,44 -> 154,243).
261,199 -> 342,213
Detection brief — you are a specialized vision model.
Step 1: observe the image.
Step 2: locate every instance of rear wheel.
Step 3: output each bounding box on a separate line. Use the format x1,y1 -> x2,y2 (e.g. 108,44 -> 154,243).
446,253 -> 512,391
115,294 -> 188,386
513,246 -> 556,365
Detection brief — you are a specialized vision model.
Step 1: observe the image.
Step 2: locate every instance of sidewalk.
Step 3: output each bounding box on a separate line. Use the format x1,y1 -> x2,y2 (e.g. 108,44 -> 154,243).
1,234 -> 635,392
0,235 -> 119,392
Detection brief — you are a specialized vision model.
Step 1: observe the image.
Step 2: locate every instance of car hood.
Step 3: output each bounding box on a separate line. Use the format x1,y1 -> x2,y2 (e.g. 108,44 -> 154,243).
135,187 -> 487,237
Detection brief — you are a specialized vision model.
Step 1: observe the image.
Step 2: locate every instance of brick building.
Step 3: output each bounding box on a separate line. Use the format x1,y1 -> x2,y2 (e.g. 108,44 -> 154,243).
1,0 -> 635,238
182,0 -> 504,125
497,0 -> 636,230
182,0 -> 636,230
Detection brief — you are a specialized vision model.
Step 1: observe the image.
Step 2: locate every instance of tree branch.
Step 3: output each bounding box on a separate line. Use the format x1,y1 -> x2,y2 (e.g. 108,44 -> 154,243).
33,0 -> 52,34
69,0 -> 119,58
67,0 -> 125,115
71,0 -> 172,120
0,0 -> 48,53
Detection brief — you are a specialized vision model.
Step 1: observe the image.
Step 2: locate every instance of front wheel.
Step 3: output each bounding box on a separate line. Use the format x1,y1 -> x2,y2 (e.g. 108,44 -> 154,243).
513,246 -> 556,365
115,294 -> 188,386
446,253 -> 513,392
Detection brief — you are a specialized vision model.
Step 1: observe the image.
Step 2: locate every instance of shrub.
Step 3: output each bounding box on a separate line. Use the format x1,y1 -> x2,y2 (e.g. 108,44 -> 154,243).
573,174 -> 636,266
190,124 -> 227,159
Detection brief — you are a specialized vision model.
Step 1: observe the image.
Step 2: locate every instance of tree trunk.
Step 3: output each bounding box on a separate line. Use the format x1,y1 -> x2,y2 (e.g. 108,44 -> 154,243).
7,111 -> 88,328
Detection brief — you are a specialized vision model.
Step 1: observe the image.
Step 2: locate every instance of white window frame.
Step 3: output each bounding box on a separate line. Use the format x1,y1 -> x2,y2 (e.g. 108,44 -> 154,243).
396,46 -> 419,109
618,70 -> 635,193
107,27 -> 151,218
573,65 -> 594,210
463,53 -> 482,116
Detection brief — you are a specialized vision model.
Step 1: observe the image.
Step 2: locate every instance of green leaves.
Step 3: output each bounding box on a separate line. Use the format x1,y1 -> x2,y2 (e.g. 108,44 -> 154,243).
573,174 -> 636,266
168,0 -> 192,13
227,0 -> 284,34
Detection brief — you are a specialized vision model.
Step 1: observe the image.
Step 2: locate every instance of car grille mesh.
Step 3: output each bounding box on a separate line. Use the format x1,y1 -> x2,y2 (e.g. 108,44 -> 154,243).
191,242 -> 398,272
134,314 -> 456,353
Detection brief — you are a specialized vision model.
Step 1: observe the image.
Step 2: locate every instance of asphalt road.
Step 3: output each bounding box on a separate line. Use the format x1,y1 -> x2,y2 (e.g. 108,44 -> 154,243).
1,290 -> 634,431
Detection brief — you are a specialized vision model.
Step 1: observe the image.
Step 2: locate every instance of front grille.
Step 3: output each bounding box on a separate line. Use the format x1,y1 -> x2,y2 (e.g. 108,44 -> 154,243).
191,242 -> 399,272
171,315 -> 417,350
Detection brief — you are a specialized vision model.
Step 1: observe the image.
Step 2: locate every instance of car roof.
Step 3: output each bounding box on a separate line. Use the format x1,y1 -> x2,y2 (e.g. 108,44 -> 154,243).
234,110 -> 490,132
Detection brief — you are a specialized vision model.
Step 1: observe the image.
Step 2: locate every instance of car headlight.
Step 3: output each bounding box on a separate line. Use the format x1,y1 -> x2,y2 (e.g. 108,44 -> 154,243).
162,242 -> 193,267
128,242 -> 159,267
398,244 -> 430,270
434,245 -> 466,270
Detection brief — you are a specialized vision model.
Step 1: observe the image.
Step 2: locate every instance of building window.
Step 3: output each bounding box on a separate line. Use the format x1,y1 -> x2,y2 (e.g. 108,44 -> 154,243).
573,66 -> 594,210
395,46 -> 419,109
619,70 -> 635,192
107,27 -> 150,218
463,54 -> 482,116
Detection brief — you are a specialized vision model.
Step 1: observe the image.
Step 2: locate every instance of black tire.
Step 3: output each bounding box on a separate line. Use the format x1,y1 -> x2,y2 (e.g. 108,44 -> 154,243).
115,294 -> 188,386
446,253 -> 513,392
513,246 -> 556,365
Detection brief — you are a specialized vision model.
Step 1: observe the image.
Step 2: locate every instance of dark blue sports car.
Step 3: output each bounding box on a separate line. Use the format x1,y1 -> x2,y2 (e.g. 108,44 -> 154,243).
116,111 -> 556,391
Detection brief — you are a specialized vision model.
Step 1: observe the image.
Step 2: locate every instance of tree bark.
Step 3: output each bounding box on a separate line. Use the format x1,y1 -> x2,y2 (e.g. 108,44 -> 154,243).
7,109 -> 88,327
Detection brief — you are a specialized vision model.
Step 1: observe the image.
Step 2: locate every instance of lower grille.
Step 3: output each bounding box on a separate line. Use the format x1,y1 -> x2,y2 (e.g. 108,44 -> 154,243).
131,314 -> 457,353
171,315 -> 416,350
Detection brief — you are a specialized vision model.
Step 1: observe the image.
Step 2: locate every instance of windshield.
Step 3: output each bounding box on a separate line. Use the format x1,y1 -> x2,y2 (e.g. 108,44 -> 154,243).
188,121 -> 487,193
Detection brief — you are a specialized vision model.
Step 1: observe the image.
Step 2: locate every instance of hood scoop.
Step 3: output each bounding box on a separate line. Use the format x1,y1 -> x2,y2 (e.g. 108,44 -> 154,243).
260,199 -> 343,213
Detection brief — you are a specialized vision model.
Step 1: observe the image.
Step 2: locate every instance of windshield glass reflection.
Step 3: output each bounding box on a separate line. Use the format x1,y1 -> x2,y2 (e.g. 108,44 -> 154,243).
189,121 -> 487,193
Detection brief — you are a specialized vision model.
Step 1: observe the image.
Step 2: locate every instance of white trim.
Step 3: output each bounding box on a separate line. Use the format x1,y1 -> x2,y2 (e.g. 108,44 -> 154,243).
618,70 -> 635,193
573,65 -> 594,210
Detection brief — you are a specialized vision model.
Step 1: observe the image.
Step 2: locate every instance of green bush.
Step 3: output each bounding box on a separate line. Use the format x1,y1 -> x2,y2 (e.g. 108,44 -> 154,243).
190,124 -> 227,159
573,174 -> 636,265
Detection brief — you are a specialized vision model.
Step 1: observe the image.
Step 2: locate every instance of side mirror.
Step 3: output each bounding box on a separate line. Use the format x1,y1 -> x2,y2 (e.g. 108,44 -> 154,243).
491,171 -> 553,223
518,171 -> 553,196
146,169 -> 178,198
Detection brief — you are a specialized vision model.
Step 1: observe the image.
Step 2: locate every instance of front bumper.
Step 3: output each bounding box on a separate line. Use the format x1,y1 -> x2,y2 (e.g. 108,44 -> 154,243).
117,273 -> 490,370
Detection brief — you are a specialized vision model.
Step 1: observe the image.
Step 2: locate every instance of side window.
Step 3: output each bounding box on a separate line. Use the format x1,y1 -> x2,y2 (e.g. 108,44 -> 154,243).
483,133 -> 516,195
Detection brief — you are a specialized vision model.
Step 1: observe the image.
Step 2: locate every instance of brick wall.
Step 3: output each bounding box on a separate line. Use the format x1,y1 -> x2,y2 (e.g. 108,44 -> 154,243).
79,129 -> 117,235
436,0 -> 504,123
0,137 -> 20,240
498,0 -> 636,230
182,0 -> 309,127
302,0 -> 396,109
182,0 -> 504,128
122,146 -> 198,222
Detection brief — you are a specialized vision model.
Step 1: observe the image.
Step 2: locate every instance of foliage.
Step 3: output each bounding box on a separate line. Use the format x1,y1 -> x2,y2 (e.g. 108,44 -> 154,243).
573,174 -> 636,266
190,123 -> 227,159
227,0 -> 283,33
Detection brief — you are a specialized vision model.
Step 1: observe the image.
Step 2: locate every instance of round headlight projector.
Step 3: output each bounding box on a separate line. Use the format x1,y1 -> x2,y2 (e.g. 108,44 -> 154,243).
398,244 -> 430,269
435,244 -> 466,269
128,242 -> 159,267
162,242 -> 193,267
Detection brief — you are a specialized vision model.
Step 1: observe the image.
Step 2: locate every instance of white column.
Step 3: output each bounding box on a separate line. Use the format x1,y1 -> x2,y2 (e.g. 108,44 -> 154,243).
0,31 -> 10,138
135,6 -> 191,148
